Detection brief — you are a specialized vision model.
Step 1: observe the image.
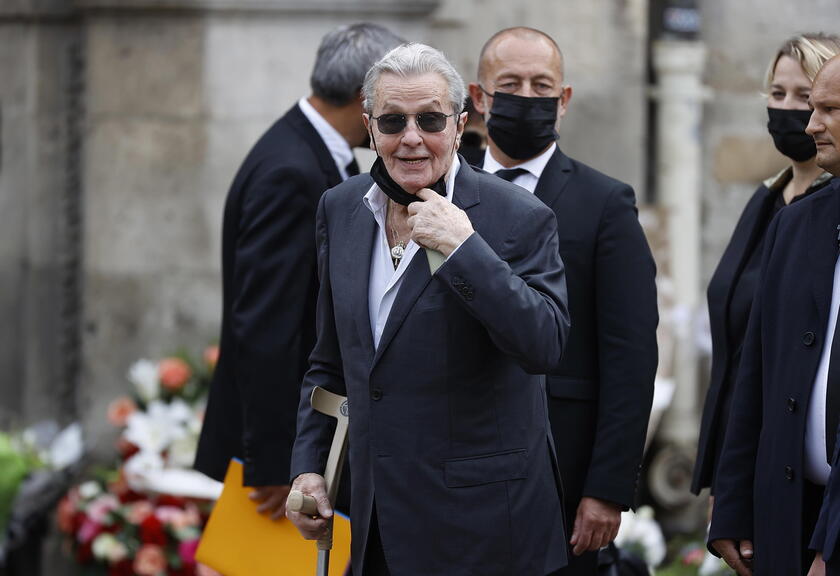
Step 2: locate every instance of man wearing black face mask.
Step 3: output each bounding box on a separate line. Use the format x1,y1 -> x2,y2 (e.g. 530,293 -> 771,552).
469,27 -> 659,575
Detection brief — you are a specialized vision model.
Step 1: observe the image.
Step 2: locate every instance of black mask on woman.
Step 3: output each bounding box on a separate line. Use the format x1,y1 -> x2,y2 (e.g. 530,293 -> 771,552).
767,107 -> 817,162
484,89 -> 559,160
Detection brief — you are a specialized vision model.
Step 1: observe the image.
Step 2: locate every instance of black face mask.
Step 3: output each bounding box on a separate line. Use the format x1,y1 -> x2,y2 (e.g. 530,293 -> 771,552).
369,156 -> 447,206
484,89 -> 559,160
767,107 -> 817,162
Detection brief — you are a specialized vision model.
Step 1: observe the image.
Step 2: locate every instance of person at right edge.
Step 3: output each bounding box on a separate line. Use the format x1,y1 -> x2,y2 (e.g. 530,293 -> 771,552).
708,52 -> 840,574
693,33 -> 840,513
468,27 -> 658,574
806,53 -> 840,576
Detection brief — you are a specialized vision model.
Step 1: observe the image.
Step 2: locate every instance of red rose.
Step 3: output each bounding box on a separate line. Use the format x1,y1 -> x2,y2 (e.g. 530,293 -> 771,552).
108,559 -> 134,576
158,358 -> 192,391
157,494 -> 186,508
76,539 -> 94,564
116,437 -> 140,460
107,396 -> 137,427
140,514 -> 167,546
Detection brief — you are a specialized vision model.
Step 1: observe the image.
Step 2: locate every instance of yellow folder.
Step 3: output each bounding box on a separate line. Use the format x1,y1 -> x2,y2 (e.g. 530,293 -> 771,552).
195,459 -> 352,576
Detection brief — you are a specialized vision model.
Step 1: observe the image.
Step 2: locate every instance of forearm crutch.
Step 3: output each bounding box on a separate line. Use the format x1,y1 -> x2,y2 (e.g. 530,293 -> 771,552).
287,387 -> 349,576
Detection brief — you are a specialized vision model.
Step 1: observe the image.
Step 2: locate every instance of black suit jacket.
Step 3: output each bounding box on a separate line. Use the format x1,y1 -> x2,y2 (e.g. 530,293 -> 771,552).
710,178 -> 840,573
291,158 -> 571,576
535,150 -> 658,512
692,183 -> 777,494
194,104 -> 342,486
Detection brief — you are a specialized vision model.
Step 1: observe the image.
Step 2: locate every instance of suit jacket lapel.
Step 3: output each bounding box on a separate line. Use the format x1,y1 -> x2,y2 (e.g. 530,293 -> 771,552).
534,148 -> 573,210
286,104 -> 343,188
717,185 -> 776,332
810,183 -> 840,324
372,158 -> 480,366
344,191 -> 377,361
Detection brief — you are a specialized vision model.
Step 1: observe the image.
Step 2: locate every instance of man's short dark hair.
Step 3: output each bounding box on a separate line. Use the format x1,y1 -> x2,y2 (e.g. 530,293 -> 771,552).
310,23 -> 404,107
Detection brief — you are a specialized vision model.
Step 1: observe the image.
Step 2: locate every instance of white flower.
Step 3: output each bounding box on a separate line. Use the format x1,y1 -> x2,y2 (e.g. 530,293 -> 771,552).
167,398 -> 193,424
123,450 -> 165,477
123,400 -> 188,454
168,433 -> 198,469
128,359 -> 160,403
92,533 -> 128,563
614,505 -> 666,566
78,480 -> 102,500
48,422 -> 84,470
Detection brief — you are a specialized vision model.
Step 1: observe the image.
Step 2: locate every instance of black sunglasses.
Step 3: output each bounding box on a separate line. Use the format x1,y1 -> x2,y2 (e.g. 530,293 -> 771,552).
370,112 -> 455,135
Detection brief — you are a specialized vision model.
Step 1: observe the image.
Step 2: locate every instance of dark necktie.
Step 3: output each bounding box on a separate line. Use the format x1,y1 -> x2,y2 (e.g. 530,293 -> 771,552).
827,309 -> 840,463
345,157 -> 360,178
494,167 -> 529,182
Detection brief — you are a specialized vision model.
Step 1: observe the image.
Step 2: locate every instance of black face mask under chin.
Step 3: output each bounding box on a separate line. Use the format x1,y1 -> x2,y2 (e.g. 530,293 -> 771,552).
367,130 -> 453,206
767,107 -> 817,162
484,89 -> 559,160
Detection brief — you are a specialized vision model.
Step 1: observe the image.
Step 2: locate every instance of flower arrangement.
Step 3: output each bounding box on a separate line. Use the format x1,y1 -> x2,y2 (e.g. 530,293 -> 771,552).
57,346 -> 222,576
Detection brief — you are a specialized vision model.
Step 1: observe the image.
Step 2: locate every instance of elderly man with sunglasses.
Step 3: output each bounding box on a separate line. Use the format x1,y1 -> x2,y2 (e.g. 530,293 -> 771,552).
286,42 -> 572,576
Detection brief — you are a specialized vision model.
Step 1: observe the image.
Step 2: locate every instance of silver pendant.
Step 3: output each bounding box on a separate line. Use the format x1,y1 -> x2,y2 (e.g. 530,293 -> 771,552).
390,243 -> 405,261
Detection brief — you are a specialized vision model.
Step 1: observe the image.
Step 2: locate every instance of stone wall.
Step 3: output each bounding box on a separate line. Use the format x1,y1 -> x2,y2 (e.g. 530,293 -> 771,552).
0,3 -> 81,429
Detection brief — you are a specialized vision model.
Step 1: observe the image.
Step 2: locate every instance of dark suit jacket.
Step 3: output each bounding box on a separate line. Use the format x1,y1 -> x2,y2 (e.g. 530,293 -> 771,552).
535,150 -> 658,513
709,178 -> 840,573
194,104 -> 342,486
291,158 -> 571,576
692,183 -> 777,494
812,425 -> 840,573
694,171 -> 832,495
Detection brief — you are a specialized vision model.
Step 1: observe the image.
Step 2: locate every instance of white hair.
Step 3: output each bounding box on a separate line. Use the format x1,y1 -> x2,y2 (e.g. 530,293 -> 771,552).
362,43 -> 466,115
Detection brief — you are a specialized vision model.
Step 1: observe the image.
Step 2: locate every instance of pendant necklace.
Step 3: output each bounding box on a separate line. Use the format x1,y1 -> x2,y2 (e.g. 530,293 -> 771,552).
388,202 -> 406,269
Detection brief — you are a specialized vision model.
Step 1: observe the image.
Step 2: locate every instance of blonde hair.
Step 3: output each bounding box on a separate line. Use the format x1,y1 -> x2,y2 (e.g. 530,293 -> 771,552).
766,33 -> 840,87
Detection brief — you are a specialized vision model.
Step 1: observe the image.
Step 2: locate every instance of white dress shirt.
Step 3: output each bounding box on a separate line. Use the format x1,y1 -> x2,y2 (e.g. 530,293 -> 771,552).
364,157 -> 460,348
480,143 -> 557,194
298,97 -> 354,181
805,252 -> 840,485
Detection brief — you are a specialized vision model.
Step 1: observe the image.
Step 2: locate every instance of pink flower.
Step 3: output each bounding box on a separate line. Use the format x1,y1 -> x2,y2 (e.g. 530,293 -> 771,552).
107,396 -> 137,427
86,494 -> 120,524
181,503 -> 202,527
154,505 -> 186,527
178,539 -> 200,567
133,544 -> 167,576
158,358 -> 192,392
127,501 -> 155,524
203,345 -> 219,370
77,518 -> 101,545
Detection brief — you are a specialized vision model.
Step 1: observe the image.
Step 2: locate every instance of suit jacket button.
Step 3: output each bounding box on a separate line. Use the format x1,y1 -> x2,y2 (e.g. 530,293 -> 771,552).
787,398 -> 797,413
371,389 -> 383,401
784,465 -> 794,480
803,332 -> 816,346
